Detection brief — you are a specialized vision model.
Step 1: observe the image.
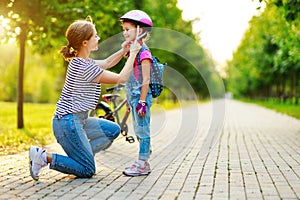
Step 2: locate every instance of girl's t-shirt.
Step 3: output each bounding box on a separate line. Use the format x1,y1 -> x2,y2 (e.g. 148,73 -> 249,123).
55,57 -> 103,118
134,49 -> 152,80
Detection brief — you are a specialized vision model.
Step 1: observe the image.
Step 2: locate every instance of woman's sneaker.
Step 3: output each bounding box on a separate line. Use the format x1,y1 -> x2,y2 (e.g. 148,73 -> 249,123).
123,160 -> 151,176
29,146 -> 48,180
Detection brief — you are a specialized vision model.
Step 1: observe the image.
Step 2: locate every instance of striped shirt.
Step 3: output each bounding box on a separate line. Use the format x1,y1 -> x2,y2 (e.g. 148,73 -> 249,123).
55,57 -> 103,118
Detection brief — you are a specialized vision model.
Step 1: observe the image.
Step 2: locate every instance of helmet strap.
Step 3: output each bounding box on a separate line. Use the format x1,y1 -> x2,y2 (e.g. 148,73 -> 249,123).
137,32 -> 147,41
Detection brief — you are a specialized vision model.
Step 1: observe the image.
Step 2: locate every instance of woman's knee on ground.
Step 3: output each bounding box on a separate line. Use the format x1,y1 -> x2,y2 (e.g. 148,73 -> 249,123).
107,124 -> 121,141
78,162 -> 96,178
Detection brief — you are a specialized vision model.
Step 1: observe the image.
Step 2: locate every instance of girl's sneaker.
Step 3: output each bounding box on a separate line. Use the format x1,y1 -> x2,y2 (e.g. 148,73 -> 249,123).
123,160 -> 151,176
29,146 -> 48,180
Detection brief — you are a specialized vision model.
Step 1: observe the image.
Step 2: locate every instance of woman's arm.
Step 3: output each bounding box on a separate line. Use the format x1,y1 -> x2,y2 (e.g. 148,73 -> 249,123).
94,49 -> 126,69
93,42 -> 140,84
94,41 -> 130,69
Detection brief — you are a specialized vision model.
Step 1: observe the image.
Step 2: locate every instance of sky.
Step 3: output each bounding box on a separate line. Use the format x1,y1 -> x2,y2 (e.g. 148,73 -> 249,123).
177,0 -> 262,64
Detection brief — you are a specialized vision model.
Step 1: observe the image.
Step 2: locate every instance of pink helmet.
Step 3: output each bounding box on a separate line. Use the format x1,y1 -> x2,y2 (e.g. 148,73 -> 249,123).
120,10 -> 152,27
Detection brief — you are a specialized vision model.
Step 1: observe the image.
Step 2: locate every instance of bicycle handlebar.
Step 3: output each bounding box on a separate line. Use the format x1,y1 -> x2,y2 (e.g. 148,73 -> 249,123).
106,84 -> 125,92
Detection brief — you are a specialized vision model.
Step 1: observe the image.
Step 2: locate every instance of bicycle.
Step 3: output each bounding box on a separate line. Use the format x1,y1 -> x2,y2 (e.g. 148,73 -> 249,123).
89,84 -> 135,143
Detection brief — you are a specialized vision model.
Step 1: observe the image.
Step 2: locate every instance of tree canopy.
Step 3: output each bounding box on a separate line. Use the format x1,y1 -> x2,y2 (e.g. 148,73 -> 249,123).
226,0 -> 300,103
0,0 -> 223,128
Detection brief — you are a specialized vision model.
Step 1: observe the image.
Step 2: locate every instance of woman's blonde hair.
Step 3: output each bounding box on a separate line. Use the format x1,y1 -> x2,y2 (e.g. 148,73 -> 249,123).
59,17 -> 95,61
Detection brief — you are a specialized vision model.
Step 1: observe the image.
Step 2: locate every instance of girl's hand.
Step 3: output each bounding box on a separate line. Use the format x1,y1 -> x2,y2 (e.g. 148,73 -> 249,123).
136,100 -> 147,117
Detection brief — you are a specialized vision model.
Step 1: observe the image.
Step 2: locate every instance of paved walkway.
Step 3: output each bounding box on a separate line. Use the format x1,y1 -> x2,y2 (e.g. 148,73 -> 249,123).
0,100 -> 299,200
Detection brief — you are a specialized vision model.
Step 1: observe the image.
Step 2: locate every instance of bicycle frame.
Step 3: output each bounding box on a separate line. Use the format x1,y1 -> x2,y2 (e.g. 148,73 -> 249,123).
111,97 -> 127,126
93,84 -> 135,143
110,97 -> 131,137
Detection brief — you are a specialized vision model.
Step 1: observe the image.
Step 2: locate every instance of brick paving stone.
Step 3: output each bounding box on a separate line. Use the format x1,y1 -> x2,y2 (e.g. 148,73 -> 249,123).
1,100 -> 300,199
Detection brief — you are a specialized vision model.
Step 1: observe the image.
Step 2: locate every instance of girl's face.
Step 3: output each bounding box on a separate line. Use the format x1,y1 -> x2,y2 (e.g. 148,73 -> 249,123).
86,27 -> 100,51
122,21 -> 137,42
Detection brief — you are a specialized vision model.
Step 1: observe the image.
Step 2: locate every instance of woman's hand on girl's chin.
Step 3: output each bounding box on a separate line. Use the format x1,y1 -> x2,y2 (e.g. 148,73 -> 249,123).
129,41 -> 141,55
122,41 -> 131,52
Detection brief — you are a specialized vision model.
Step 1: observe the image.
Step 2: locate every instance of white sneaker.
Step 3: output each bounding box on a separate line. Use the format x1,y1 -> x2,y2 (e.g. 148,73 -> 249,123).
29,146 -> 47,180
123,160 -> 151,177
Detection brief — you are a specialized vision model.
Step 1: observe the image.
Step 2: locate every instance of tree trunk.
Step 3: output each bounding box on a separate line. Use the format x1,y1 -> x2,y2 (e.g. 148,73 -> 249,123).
291,70 -> 296,104
17,25 -> 27,129
282,78 -> 287,103
276,73 -> 281,99
295,70 -> 299,105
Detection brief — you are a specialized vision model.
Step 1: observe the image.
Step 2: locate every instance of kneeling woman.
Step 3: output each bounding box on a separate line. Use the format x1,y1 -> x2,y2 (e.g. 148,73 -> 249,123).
29,18 -> 141,180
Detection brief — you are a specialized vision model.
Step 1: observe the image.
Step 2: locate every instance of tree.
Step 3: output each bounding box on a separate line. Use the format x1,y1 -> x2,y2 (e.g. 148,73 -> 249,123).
227,0 -> 300,101
0,0 -> 129,128
2,1 -> 39,128
1,0 -> 217,130
0,0 -> 92,128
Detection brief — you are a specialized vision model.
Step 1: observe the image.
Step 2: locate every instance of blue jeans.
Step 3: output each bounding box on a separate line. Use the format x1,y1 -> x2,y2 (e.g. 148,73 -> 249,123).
126,71 -> 153,161
50,111 -> 120,178
127,94 -> 152,161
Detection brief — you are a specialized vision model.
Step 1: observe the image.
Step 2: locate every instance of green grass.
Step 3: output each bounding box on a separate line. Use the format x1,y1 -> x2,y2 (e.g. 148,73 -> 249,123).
0,102 -> 56,155
0,100 -> 193,156
243,99 -> 300,119
2,99 -> 298,156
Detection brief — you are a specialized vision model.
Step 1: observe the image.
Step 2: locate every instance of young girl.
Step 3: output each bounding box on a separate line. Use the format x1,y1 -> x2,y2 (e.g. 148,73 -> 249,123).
120,10 -> 153,176
29,18 -> 141,180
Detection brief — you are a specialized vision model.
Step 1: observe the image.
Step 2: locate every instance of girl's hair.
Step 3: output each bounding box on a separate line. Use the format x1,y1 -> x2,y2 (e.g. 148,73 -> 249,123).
59,19 -> 95,61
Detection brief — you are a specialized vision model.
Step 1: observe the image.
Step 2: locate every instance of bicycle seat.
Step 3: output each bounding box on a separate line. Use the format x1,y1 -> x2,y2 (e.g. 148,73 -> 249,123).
102,94 -> 120,101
